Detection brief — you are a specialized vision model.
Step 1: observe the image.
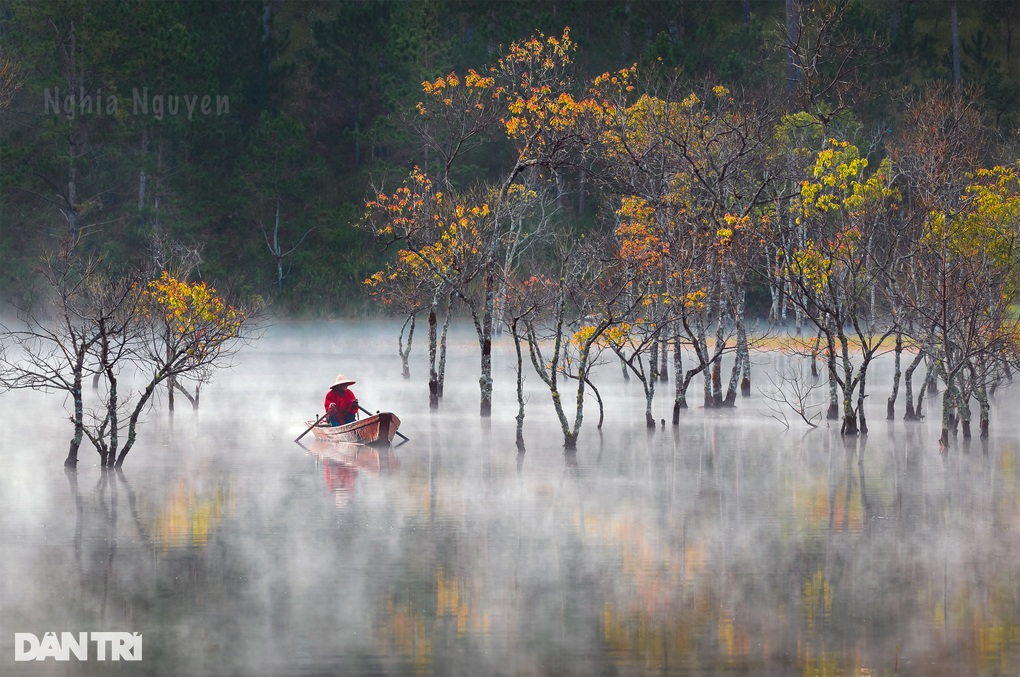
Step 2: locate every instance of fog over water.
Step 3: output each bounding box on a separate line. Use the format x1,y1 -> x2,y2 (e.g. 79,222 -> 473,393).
1,320 -> 1019,676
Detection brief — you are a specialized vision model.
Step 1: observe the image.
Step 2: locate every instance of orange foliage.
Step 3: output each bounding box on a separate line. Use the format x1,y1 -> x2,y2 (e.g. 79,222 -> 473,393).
143,271 -> 244,344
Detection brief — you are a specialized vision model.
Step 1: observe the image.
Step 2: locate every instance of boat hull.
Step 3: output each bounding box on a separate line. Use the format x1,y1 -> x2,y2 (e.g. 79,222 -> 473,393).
305,412 -> 400,446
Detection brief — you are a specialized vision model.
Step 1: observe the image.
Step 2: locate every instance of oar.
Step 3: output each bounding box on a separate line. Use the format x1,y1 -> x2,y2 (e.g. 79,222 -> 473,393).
358,404 -> 410,442
295,411 -> 330,443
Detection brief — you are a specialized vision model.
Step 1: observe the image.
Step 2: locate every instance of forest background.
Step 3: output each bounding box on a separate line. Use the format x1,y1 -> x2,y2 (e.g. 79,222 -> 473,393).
1,0 -> 1018,316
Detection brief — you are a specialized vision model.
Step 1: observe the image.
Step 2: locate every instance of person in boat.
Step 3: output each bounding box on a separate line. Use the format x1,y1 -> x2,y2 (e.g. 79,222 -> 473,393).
324,374 -> 359,426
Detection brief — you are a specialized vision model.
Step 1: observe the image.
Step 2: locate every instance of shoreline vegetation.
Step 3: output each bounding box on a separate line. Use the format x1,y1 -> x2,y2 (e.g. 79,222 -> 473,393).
2,1 -> 1018,460
1,1 -> 1017,313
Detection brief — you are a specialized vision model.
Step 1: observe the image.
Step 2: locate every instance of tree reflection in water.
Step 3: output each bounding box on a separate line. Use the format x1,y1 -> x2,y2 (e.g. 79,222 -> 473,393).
3,330 -> 1019,676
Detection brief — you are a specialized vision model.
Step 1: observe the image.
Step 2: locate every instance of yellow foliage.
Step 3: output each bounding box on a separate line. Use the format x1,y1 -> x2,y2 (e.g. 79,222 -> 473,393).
144,272 -> 243,341
796,139 -> 895,220
684,288 -> 707,309
615,196 -> 667,272
924,161 -> 1020,295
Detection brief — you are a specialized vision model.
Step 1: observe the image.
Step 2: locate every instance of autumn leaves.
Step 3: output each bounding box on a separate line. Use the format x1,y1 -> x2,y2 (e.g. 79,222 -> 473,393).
359,28 -> 1020,448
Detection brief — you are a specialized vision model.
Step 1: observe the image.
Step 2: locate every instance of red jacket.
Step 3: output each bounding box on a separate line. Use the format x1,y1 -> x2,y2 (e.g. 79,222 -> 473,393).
324,388 -> 358,421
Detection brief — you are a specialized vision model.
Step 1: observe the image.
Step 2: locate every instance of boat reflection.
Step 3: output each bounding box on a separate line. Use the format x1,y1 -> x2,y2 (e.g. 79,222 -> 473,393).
304,440 -> 401,506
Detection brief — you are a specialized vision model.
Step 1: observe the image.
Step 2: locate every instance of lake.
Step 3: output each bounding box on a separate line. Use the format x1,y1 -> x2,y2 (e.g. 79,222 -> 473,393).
1,320 -> 1018,676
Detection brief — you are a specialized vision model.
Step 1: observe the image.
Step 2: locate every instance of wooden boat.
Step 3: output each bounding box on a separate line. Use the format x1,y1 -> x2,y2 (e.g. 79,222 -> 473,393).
304,412 -> 401,447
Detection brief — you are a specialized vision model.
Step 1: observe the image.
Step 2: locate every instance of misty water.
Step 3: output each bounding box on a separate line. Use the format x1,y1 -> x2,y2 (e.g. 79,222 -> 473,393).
2,320 -> 1019,676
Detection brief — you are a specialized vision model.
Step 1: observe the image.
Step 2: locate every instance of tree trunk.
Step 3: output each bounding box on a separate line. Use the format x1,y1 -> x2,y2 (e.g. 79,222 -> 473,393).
786,0 -> 800,101
826,337 -> 839,420
914,360 -> 935,421
138,169 -> 147,227
903,347 -> 923,420
103,360 -> 118,466
976,357 -> 990,439
479,267 -> 494,417
958,376 -> 972,440
586,377 -> 605,429
428,301 -> 439,409
399,313 -> 415,380
841,412 -> 858,436
99,325 -> 119,467
724,288 -> 747,405
711,283 -> 726,406
174,381 -> 201,410
645,341 -> 658,428
978,388 -> 990,439
672,335 -> 685,424
857,362 -> 869,435
926,360 -> 939,395
116,374 -> 163,467
939,379 -> 958,451
165,330 -> 177,412
809,331 -> 821,378
951,0 -> 961,91
438,291 -> 453,398
737,300 -> 750,396
274,201 -> 284,290
65,362 -> 85,468
701,332 -> 712,408
512,318 -> 526,451
526,295 -> 579,450
67,165 -> 80,247
887,332 -> 902,420
769,271 -> 780,324
658,334 -> 668,382
724,349 -> 741,407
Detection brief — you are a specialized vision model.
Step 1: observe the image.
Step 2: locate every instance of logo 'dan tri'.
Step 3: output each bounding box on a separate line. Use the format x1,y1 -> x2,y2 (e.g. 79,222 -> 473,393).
14,632 -> 142,661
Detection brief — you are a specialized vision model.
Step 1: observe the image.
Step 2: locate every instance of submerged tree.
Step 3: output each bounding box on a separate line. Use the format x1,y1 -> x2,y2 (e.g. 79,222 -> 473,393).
1,252 -> 110,466
364,168 -> 490,410
394,28 -> 606,417
501,272 -> 558,451
364,251 -> 431,381
886,82 -> 994,425
523,233 -> 645,450
114,271 -> 253,466
592,75 -> 776,421
906,162 -> 1020,448
0,252 -> 256,467
781,137 -> 898,435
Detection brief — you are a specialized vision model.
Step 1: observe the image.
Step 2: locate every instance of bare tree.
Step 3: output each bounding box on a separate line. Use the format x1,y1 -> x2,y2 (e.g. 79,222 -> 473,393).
1,252 -> 106,466
242,112 -> 320,292
524,234 -> 643,450
780,0 -> 885,127
501,273 -> 557,451
758,349 -> 825,429
1,250 -> 259,467
0,53 -> 23,110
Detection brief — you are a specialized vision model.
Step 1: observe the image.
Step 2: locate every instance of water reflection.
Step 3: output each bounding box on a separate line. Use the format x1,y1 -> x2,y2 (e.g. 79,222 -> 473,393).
302,441 -> 401,507
1,323 -> 1019,676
